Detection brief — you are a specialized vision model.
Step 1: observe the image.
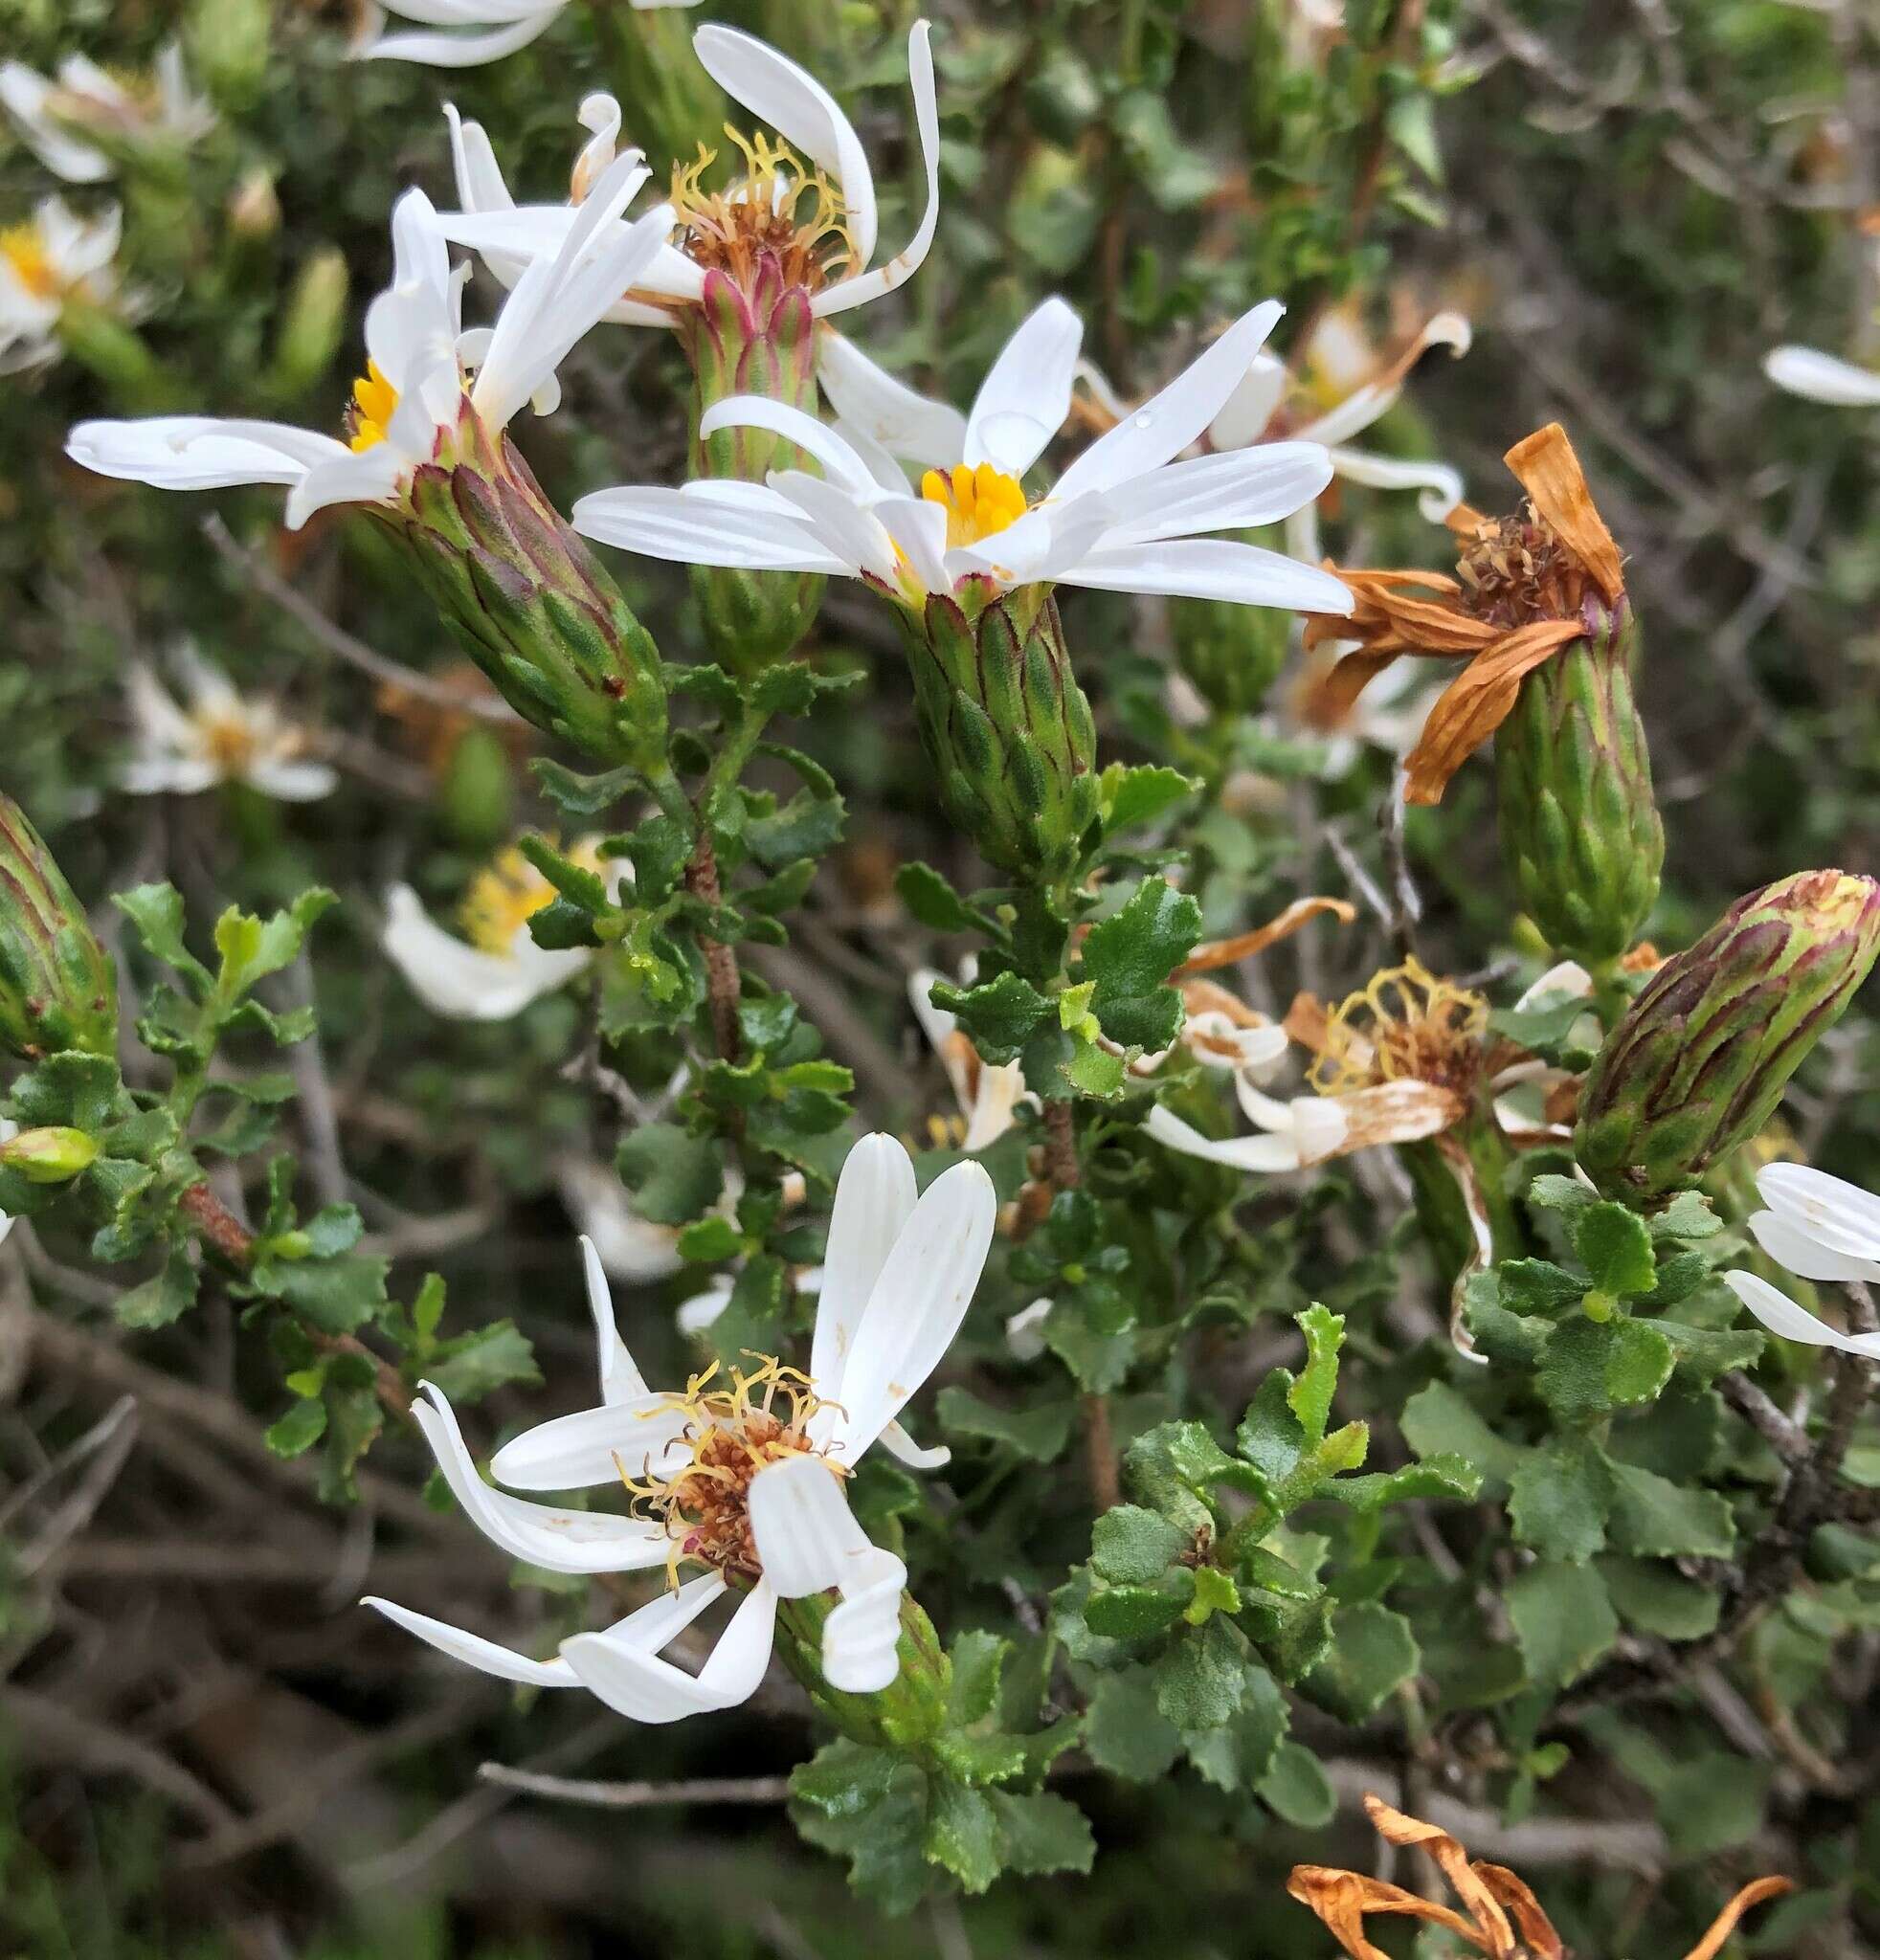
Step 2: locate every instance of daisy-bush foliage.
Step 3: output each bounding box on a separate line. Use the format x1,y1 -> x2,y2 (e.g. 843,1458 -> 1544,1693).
7,0 -> 1880,1954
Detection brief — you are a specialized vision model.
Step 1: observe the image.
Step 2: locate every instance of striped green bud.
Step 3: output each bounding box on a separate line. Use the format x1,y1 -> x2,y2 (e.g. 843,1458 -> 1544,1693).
0,796 -> 117,1062
1577,870 -> 1880,1205
903,585 -> 1099,884
681,267 -> 823,672
1495,597 -> 1663,963
395,410 -> 667,773
1170,524 -> 1290,717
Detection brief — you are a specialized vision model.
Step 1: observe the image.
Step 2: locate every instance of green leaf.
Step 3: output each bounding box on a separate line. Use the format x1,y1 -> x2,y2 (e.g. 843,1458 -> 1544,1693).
1498,1259 -> 1588,1317
1303,1602 -> 1421,1721
1506,1561 -> 1618,1687
1152,1616 -> 1246,1729
256,1252 -> 391,1334
1287,1305 -> 1344,1442
1536,1317 -> 1673,1420
790,1739 -> 904,1820
10,1052 -> 131,1135
986,1791 -> 1094,1877
1650,1192 -> 1724,1242
1658,1319 -> 1765,1384
1085,1582 -> 1191,1639
1526,1173 -> 1597,1226
615,1124 -> 724,1225
1606,1462 -> 1735,1558
1330,1455 -> 1483,1513
422,1321 -> 540,1402
895,860 -> 990,934
1084,1669 -> 1182,1780
929,969 -> 1052,1064
265,1396 -> 327,1459
1257,1741 -> 1336,1828
1090,1505 -> 1189,1585
1598,1556 -> 1720,1641
1099,763 -> 1197,835
319,1377 -> 384,1503
1509,1437 -> 1613,1562
116,1249 -> 199,1330
1078,877 -> 1203,1052
935,1388 -> 1073,1462
528,756 -> 643,818
1400,1381 -> 1525,1489
945,1630 -> 1007,1729
923,1779 -> 1000,1894
1576,1202 -> 1657,1298
115,882 -> 212,988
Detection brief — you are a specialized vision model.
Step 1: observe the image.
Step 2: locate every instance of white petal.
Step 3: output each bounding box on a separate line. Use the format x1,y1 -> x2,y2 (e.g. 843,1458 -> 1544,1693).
694,24 -> 877,266
1054,301 -> 1284,502
699,395 -> 881,499
1055,536 -> 1353,612
813,23 -> 940,320
765,469 -> 899,580
1004,1297 -> 1053,1362
1724,1270 -> 1880,1357
872,494 -> 951,592
412,1384 -> 674,1572
246,758 -> 339,802
876,1420 -> 951,1472
1764,345 -> 1880,408
822,1546 -> 907,1693
120,756 -> 221,796
380,884 -> 589,1020
284,445 -> 408,529
676,1281 -> 733,1336
583,1235 -> 650,1403
1513,960 -> 1594,1011
0,62 -> 113,182
1327,445 -> 1465,523
1098,442 -> 1334,546
1757,1162 -> 1880,1254
363,1596 -> 580,1685
488,1394 -> 694,1490
963,296 -> 1084,479
817,327 -> 966,467
572,483 -> 847,573
559,1158 -> 683,1282
1144,1101 -> 1306,1173
746,1455 -> 870,1597
355,10 -> 559,66
1746,1212 -> 1880,1286
811,1133 -> 920,1396
66,415 -> 347,491
962,1062 -> 1030,1152
1205,352 -> 1286,450
824,1159 -> 996,1459
562,1578 -> 775,1723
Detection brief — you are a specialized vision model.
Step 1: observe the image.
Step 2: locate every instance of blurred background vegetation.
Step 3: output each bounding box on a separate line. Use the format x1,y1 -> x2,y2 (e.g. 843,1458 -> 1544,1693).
5,0 -> 1880,1953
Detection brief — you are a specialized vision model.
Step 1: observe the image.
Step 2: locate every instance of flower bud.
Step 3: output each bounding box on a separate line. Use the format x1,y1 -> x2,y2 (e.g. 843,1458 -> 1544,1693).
682,272 -> 823,671
1494,596 -> 1664,963
1577,870 -> 1880,1204
227,167 -> 280,240
0,796 -> 118,1061
396,412 -> 668,772
1170,531 -> 1290,717
0,1125 -> 101,1183
904,586 -> 1100,884
269,247 -> 347,396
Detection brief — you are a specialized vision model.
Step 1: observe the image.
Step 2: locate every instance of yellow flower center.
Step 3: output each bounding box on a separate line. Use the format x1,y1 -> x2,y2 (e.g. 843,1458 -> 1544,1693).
920,463 -> 1029,552
348,359 -> 399,454
1,225 -> 59,301
192,708 -> 262,773
1310,958 -> 1488,1097
615,1355 -> 845,1587
668,127 -> 855,292
458,839 -> 604,956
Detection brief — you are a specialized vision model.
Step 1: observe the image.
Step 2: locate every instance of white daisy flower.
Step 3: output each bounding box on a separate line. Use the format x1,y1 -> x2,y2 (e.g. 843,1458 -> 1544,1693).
119,647 -> 336,803
434,21 -> 938,326
382,840 -> 626,1022
0,197 -> 125,373
365,1135 -> 996,1711
0,43 -> 213,183
65,161 -> 674,529
575,297 -> 1352,616
353,0 -> 701,70
1724,1162 -> 1880,1355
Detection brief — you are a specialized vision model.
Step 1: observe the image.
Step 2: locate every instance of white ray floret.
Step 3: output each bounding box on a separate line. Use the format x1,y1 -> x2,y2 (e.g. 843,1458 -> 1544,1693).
353,0 -> 702,70
119,647 -> 336,803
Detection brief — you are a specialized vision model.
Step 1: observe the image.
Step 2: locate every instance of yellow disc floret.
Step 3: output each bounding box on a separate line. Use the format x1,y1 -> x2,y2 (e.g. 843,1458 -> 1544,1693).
1,224 -> 59,302
348,358 -> 399,454
668,127 -> 855,293
615,1355 -> 845,1588
920,463 -> 1029,552
1309,957 -> 1489,1097
459,838 -> 606,956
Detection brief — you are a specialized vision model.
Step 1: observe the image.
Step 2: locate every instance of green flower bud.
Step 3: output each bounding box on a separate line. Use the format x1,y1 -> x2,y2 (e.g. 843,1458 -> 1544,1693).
681,270 -> 823,672
395,412 -> 667,772
0,796 -> 118,1062
772,1588 -> 951,1748
271,246 -> 348,397
188,0 -> 272,105
1170,525 -> 1290,716
1577,870 -> 1880,1205
903,585 -> 1100,884
1495,598 -> 1663,963
0,1125 -> 101,1183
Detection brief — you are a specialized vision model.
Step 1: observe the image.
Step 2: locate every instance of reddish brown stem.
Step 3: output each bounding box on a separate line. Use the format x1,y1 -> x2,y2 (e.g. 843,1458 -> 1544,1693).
178,1181 -> 412,1421
1040,1102 -> 1120,1511
683,828 -> 743,1065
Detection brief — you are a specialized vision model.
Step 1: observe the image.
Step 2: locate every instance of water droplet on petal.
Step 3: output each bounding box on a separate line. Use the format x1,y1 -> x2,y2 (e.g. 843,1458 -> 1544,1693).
1132,410 -> 1154,429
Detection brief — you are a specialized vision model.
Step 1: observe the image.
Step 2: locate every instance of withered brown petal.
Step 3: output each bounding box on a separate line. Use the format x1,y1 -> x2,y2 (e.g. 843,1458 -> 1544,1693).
1178,896 -> 1358,976
1402,619 -> 1584,805
1473,1863 -> 1566,1960
1503,422 -> 1624,603
1679,1877 -> 1795,1960
1286,1867 -> 1489,1960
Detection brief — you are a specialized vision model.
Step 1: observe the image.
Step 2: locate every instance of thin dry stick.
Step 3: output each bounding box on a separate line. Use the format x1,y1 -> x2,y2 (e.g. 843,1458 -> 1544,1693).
683,827 -> 744,1066
475,1766 -> 792,1809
